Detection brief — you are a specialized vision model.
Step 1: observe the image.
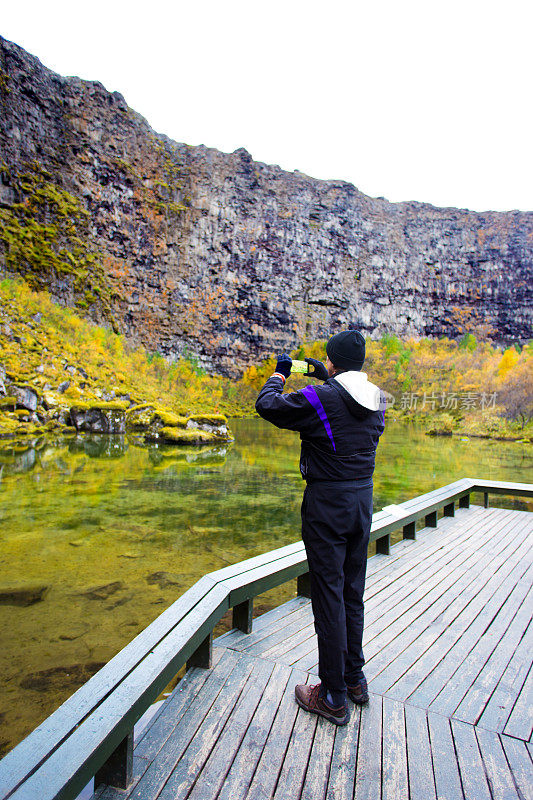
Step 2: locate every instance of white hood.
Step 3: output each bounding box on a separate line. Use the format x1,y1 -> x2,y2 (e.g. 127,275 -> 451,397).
333,371 -> 382,411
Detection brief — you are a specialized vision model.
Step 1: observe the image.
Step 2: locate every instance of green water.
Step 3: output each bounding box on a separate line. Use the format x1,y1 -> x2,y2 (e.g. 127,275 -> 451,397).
0,418 -> 531,755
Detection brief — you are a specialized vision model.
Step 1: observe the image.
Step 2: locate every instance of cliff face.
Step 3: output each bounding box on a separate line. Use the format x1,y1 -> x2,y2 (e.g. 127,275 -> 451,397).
1,36 -> 531,376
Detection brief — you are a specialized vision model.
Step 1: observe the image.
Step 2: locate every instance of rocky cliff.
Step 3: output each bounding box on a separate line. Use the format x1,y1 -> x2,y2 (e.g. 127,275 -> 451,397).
1,36 -> 531,376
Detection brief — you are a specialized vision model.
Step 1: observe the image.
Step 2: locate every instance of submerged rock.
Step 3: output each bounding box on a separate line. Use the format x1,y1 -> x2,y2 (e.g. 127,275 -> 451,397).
146,571 -> 182,589
0,584 -> 49,606
19,662 -> 106,692
81,581 -> 123,600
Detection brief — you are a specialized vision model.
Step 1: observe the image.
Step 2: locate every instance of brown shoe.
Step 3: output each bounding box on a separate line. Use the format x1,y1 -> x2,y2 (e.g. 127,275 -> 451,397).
347,677 -> 369,704
295,683 -> 350,725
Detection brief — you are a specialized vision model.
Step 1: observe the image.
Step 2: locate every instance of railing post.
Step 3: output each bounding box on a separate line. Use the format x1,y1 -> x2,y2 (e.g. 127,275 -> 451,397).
459,493 -> 470,509
297,572 -> 312,598
443,502 -> 455,517
95,732 -> 133,790
376,534 -> 390,555
484,492 -> 489,508
425,510 -> 438,528
403,521 -> 416,540
233,598 -> 253,633
187,632 -> 213,669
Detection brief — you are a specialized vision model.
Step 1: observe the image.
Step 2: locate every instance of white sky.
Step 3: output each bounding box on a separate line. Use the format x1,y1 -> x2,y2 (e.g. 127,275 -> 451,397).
2,0 -> 532,212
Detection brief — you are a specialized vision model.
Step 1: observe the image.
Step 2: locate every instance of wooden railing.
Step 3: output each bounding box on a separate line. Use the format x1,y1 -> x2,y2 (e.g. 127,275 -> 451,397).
0,478 -> 531,800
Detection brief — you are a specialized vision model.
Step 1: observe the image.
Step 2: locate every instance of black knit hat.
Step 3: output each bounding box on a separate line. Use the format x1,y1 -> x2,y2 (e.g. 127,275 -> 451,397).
326,330 -> 366,371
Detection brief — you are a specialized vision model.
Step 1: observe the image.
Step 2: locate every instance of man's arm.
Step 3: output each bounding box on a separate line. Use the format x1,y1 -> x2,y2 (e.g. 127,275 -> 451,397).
256,374 -> 314,432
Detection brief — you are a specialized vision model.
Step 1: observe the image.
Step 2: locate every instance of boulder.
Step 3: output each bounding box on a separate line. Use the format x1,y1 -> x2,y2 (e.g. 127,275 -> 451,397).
186,413 -> 230,439
70,402 -> 128,433
126,404 -> 188,434
157,427 -> 217,445
7,384 -> 39,412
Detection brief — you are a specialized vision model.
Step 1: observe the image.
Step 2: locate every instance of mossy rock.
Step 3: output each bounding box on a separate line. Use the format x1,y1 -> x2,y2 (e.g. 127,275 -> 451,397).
0,396 -> 17,409
126,404 -> 187,432
0,413 -> 20,436
71,401 -> 130,411
187,413 -> 227,425
7,384 -> 40,411
13,409 -> 32,419
158,427 -> 217,445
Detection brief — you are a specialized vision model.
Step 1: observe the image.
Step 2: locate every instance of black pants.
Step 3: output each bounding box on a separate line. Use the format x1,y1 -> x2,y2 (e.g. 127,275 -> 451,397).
301,478 -> 373,706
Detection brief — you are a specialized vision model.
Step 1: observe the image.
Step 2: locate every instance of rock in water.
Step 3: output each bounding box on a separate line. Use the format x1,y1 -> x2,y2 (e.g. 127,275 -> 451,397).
0,585 -> 49,606
70,403 -> 128,434
81,581 -> 123,600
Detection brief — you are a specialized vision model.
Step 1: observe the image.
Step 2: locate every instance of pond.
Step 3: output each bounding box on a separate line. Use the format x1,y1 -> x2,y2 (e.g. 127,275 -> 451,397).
0,418 -> 531,755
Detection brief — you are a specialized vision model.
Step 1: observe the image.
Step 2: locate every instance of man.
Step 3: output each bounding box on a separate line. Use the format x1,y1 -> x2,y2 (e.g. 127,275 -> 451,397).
255,330 -> 385,725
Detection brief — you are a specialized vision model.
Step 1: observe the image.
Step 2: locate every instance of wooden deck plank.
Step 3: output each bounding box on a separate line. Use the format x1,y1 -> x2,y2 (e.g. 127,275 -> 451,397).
364,507 -> 521,652
135,650 -> 225,760
477,617 -> 533,734
235,606 -> 315,657
300,717 -> 337,800
181,658 -> 276,800
153,655 -> 265,800
243,670 -> 309,800
324,708 -> 361,800
125,650 -> 253,800
500,734 -> 533,800
453,579 -> 533,727
271,677 -> 319,800
474,727 -> 521,800
363,507 -> 494,616
365,513 -> 522,693
386,532 -> 533,708
429,567 -> 533,719
353,694 -> 382,800
404,704 -> 436,800
381,697 -> 408,800
451,719 -> 492,800
503,660 -> 533,742
364,507 -> 486,585
216,663 -> 293,800
87,506 -> 532,800
266,628 -> 317,663
428,713 -> 464,800
216,596 -> 310,648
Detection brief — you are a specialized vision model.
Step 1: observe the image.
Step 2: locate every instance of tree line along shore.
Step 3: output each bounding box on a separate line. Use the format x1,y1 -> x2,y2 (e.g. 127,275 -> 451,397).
1,278 -> 531,448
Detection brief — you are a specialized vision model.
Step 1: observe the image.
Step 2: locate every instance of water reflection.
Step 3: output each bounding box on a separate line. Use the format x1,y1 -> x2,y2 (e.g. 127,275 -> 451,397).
0,418 -> 530,756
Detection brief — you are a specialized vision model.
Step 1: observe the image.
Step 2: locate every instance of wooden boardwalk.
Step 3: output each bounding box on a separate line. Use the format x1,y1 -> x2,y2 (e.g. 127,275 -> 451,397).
93,504 -> 533,800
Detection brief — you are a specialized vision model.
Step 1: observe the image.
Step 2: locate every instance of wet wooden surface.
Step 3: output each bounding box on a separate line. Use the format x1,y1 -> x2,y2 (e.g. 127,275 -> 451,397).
94,504 -> 533,800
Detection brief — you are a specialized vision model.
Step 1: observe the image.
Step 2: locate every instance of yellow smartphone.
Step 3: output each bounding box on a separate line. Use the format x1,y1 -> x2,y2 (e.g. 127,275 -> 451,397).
290,359 -> 309,374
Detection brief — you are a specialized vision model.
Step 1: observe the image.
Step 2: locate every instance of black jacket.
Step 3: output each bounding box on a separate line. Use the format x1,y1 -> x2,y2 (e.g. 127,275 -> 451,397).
255,371 -> 385,482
